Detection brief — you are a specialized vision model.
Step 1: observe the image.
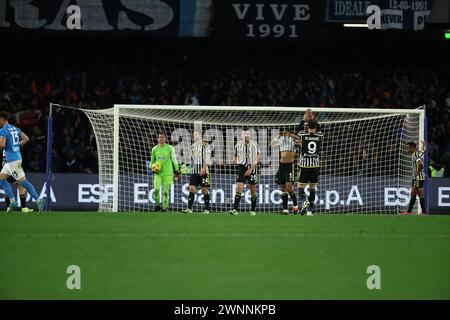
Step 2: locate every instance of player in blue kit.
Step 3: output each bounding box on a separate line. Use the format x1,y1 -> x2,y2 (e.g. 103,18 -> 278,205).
0,111 -> 45,212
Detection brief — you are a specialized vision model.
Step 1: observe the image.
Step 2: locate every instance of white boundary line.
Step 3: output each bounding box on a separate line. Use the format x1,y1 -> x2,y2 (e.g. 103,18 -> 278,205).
1,233 -> 448,238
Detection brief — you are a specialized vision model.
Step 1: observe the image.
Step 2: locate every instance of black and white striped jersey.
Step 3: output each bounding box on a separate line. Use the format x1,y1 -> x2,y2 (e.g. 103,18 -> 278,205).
191,141 -> 211,174
411,151 -> 425,180
276,136 -> 296,152
298,133 -> 323,168
234,140 -> 260,167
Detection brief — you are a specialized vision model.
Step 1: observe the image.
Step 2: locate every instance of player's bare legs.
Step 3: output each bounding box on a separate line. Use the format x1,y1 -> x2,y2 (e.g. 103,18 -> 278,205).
407,186 -> 425,214
0,173 -> 17,211
249,184 -> 257,215
15,176 -> 43,212
185,185 -> 210,214
281,184 -> 289,214
306,183 -> 317,215
4,184 -> 33,212
231,182 -> 245,215
201,186 -> 210,213
282,181 -> 298,214
417,188 -> 426,214
230,181 -> 256,215
185,184 -> 197,213
298,182 -> 307,215
406,187 -> 417,214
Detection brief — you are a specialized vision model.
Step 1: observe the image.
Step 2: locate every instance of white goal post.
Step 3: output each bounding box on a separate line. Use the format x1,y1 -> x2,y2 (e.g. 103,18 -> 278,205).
81,105 -> 425,214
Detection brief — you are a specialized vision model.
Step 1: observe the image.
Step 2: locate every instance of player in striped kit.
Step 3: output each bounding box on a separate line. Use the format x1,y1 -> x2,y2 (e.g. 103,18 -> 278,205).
295,119 -> 323,216
229,127 -> 260,216
402,141 -> 426,214
183,130 -> 212,214
272,128 -> 299,214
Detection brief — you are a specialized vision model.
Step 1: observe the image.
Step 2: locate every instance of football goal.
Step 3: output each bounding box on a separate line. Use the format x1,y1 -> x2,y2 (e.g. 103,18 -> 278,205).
68,105 -> 425,214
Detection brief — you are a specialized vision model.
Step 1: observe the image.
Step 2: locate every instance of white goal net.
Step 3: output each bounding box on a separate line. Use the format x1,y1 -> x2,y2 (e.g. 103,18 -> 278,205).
82,105 -> 425,214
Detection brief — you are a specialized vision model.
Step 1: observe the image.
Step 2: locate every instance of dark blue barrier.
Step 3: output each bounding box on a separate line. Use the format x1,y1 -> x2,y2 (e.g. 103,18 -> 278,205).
1,173 -> 447,214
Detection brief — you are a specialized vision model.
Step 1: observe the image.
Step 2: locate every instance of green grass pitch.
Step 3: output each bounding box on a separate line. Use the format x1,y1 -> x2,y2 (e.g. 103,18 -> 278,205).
0,212 -> 449,300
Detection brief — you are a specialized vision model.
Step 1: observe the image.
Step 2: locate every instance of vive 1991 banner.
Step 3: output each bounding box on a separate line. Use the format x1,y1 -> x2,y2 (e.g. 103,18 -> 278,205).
215,0 -> 325,40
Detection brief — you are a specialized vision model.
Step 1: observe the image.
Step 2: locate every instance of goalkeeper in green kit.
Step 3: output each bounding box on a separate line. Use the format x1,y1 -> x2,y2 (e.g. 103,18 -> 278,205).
149,132 -> 180,212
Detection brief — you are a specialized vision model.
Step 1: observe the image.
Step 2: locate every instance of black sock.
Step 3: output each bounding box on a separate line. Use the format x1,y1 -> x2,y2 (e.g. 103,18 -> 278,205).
20,195 -> 27,209
233,192 -> 242,210
188,192 -> 195,209
251,196 -> 257,211
289,191 -> 298,206
298,188 -> 306,203
419,197 -> 426,214
281,192 -> 288,210
204,192 -> 210,210
5,197 -> 10,207
308,189 -> 316,208
407,197 -> 416,213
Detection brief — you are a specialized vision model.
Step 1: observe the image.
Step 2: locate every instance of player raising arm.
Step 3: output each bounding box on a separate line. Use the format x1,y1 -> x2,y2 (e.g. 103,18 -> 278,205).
402,141 -> 426,214
149,132 -> 180,212
273,128 -> 299,214
183,130 -> 212,214
229,127 -> 260,216
0,111 -> 44,212
296,119 -> 323,216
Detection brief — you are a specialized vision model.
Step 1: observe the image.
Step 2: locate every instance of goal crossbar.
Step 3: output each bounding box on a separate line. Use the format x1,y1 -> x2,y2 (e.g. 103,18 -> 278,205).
114,104 -> 425,115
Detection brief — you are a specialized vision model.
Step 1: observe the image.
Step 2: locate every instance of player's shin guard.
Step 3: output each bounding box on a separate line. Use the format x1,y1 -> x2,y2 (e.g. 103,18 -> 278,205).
419,197 -> 426,214
204,192 -> 210,210
233,192 -> 242,210
308,189 -> 316,209
0,180 -> 16,202
298,187 -> 306,203
281,192 -> 288,210
188,192 -> 195,209
18,180 -> 39,201
407,196 -> 416,213
289,191 -> 297,206
251,196 -> 257,212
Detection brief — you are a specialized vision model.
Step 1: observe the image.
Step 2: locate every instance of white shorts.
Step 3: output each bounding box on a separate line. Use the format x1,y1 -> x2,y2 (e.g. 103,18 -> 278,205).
1,160 -> 25,180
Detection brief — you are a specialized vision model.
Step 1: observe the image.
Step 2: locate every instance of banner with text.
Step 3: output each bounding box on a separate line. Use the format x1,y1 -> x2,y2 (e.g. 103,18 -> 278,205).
2,173 -> 448,214
215,0 -> 326,41
327,0 -> 434,30
0,0 -> 211,36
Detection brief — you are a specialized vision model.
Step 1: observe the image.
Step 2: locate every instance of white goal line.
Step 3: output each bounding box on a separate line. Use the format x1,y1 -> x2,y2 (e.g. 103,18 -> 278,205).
1,233 -> 448,239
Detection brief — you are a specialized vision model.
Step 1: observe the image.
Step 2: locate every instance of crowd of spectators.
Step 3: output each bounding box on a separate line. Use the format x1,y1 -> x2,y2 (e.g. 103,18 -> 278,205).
0,41 -> 449,176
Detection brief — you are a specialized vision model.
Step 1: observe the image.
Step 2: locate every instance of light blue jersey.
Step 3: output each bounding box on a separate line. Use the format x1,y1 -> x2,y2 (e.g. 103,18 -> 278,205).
0,123 -> 22,162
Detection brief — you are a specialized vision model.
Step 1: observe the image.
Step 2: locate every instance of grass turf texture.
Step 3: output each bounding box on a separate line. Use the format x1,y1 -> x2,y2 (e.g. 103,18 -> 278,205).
0,212 -> 449,300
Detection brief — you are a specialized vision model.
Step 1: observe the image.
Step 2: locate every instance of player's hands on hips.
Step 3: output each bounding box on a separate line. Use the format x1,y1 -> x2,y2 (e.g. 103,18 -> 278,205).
244,169 -> 252,177
200,168 -> 206,176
